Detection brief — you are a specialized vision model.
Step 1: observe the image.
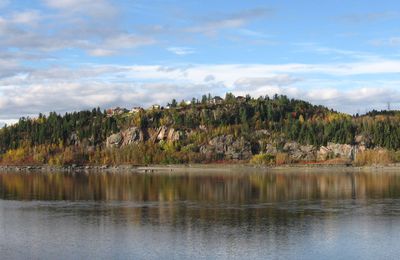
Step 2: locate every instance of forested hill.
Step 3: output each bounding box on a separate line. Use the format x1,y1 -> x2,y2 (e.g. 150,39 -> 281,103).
1,93 -> 400,166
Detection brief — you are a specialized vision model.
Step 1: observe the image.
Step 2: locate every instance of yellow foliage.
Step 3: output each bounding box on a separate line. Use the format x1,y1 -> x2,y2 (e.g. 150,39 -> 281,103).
299,115 -> 304,124
250,153 -> 275,165
354,149 -> 393,166
2,147 -> 27,163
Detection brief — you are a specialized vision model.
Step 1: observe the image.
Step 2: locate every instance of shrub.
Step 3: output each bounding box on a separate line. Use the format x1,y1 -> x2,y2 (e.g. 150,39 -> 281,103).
250,153 -> 275,165
181,144 -> 199,153
389,150 -> 400,163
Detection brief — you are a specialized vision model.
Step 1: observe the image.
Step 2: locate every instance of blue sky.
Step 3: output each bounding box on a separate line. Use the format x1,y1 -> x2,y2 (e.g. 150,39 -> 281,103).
1,0 -> 400,124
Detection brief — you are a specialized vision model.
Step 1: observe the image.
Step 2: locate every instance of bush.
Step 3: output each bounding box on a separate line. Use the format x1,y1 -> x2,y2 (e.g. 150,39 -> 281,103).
250,153 -> 275,165
181,144 -> 199,153
389,150 -> 400,163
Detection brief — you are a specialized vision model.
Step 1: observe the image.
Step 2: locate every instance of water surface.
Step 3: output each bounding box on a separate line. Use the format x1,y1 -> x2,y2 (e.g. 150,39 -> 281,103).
1,170 -> 400,259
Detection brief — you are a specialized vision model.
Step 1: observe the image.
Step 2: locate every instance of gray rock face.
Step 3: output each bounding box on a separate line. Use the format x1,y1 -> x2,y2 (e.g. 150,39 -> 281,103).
279,141 -> 365,162
299,145 -> 317,161
107,126 -> 185,148
153,126 -> 184,142
67,132 -> 79,146
264,143 -> 277,154
283,141 -> 316,161
104,126 -> 369,163
156,126 -> 168,141
106,133 -> 123,148
200,135 -> 252,160
106,127 -> 144,148
167,128 -> 183,142
317,142 -> 355,161
317,146 -> 331,161
328,142 -> 354,159
122,127 -> 144,146
226,137 -> 253,160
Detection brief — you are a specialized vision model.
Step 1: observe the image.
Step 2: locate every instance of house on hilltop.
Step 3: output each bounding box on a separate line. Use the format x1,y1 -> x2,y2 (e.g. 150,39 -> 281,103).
130,107 -> 143,113
151,104 -> 161,110
236,96 -> 246,103
211,96 -> 223,104
106,107 -> 127,117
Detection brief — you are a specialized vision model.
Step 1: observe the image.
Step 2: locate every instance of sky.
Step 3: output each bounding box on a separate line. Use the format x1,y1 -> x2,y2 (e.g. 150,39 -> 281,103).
1,0 -> 400,125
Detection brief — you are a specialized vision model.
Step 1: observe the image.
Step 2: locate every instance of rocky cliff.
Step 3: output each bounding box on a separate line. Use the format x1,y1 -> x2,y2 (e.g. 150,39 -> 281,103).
106,127 -> 145,148
105,126 -> 374,163
199,135 -> 252,160
106,126 -> 186,148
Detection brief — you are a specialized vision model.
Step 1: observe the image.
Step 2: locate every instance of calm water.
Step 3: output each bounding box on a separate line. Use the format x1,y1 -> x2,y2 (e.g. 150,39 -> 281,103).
1,170 -> 400,259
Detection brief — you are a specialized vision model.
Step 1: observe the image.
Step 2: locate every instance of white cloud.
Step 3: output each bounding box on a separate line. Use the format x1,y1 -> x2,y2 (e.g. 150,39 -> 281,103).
43,0 -> 117,18
237,29 -> 271,39
10,10 -> 41,25
231,75 -> 303,102
83,34 -> 155,56
0,1 -> 155,58
185,8 -> 272,36
0,80 -> 225,120
204,75 -> 215,82
167,47 -> 195,56
307,88 -> 341,101
2,45 -> 400,120
104,34 -> 155,49
114,60 -> 400,88
1,3 -> 400,122
2,60 -> 400,121
87,48 -> 116,57
234,75 -> 301,89
370,37 -> 400,47
187,18 -> 246,36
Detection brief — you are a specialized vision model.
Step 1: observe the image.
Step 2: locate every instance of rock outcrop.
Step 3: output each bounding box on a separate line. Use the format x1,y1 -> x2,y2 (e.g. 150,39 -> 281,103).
106,126 -> 185,148
283,141 -> 317,161
67,132 -> 79,146
200,135 -> 252,160
105,127 -> 375,163
106,132 -> 123,148
166,128 -> 183,142
152,126 -> 184,143
317,142 -> 355,161
106,127 -> 145,148
260,141 -> 363,162
121,127 -> 144,146
264,143 -> 277,154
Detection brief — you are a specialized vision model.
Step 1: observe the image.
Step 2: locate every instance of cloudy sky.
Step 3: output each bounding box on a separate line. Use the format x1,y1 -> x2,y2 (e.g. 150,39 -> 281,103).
1,0 -> 400,124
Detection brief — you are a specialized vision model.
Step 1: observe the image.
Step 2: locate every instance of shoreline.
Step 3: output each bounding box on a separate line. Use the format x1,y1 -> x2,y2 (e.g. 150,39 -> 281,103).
1,163 -> 400,173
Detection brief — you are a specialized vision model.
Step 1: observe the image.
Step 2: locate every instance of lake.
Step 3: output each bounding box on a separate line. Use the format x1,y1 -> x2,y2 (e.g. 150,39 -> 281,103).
1,169 -> 400,259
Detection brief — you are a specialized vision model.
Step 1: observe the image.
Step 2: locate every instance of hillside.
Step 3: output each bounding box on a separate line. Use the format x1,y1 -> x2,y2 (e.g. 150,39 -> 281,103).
1,93 -> 400,166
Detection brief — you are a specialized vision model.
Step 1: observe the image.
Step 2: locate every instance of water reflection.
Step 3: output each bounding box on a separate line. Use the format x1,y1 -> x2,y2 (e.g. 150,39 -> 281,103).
1,170 -> 400,259
2,170 -> 400,227
1,170 -> 400,202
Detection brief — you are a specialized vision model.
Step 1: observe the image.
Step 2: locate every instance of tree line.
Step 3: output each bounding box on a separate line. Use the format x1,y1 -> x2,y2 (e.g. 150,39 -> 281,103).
1,93 -> 400,165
